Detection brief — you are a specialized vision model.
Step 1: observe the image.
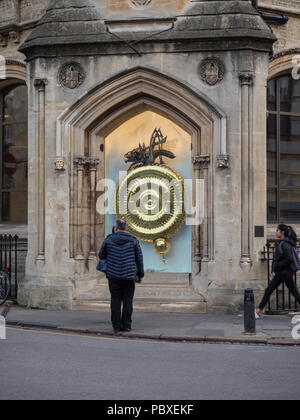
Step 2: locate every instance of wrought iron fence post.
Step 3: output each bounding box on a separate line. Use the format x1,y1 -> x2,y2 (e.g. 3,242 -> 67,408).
14,235 -> 18,299
0,234 -> 27,302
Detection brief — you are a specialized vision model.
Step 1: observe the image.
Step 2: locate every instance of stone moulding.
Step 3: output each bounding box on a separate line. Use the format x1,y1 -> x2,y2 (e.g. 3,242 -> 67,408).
239,72 -> 254,86
192,155 -> 211,170
239,70 -> 254,268
269,49 -> 300,80
129,0 -> 153,8
0,58 -> 26,85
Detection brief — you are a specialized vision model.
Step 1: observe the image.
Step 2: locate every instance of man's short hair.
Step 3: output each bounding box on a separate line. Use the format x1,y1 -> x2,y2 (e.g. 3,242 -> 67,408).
116,219 -> 127,231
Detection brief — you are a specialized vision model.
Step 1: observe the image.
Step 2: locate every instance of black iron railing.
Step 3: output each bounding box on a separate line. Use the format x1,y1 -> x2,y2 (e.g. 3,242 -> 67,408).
261,241 -> 300,314
0,235 -> 27,301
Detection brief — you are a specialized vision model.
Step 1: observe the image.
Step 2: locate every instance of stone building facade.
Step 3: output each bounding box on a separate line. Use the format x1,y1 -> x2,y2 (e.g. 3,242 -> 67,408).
0,0 -> 299,313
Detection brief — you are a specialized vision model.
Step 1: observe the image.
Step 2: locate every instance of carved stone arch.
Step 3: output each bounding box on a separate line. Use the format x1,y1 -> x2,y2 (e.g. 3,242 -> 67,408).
0,58 -> 26,89
56,67 -> 227,160
56,67 -> 227,278
269,48 -> 300,80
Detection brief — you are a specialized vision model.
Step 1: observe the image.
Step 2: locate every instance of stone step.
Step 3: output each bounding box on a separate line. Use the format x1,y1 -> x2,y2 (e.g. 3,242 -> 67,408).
142,273 -> 190,285
72,299 -> 208,314
77,283 -> 204,302
74,281 -> 207,314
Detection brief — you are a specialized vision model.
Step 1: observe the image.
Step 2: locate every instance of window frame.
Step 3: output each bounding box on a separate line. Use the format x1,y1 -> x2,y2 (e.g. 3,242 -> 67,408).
267,75 -> 300,223
0,84 -> 28,223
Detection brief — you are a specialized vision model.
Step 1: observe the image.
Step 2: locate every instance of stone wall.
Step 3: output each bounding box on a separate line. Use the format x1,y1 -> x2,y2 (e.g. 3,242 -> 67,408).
1,0 -> 300,59
0,0 -> 298,312
0,0 -> 49,27
0,0 -> 49,59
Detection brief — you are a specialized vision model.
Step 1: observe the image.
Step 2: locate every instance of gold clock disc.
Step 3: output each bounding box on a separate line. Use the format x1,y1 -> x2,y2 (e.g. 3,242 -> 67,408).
115,164 -> 186,242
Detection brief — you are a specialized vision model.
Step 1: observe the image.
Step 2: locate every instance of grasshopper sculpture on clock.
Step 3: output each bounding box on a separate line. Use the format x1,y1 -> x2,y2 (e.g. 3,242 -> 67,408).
115,128 -> 187,262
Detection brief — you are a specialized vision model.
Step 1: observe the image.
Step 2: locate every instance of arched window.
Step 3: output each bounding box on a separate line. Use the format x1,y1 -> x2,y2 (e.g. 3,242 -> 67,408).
0,84 -> 28,223
267,74 -> 300,223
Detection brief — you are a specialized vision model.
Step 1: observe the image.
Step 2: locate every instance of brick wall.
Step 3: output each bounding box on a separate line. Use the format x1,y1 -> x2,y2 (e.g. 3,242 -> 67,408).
259,0 -> 300,54
262,0 -> 300,7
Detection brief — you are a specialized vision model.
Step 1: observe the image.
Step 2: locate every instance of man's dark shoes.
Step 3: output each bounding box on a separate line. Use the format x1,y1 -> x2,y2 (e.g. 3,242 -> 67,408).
122,326 -> 132,332
113,326 -> 122,333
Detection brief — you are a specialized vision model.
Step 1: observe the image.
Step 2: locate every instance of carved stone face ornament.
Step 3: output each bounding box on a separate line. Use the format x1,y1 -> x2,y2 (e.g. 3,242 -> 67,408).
54,157 -> 65,171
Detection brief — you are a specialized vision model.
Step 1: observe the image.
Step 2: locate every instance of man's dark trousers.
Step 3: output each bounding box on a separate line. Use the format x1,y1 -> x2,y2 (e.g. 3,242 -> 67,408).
108,278 -> 135,330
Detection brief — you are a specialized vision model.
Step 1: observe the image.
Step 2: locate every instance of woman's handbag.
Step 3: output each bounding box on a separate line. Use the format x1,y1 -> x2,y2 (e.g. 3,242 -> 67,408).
96,259 -> 107,273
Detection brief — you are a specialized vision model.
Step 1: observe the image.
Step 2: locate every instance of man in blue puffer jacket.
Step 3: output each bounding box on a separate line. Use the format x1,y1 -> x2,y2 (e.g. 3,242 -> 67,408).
99,219 -> 144,333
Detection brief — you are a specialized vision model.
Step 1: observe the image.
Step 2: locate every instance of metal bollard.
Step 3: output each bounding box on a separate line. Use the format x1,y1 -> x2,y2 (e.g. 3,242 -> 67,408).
244,289 -> 256,335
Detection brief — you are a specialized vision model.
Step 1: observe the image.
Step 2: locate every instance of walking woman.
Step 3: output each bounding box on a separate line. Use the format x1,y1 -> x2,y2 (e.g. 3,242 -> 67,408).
256,224 -> 300,319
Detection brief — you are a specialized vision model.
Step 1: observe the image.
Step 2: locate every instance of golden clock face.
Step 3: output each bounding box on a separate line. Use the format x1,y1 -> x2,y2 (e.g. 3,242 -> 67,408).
115,164 -> 186,243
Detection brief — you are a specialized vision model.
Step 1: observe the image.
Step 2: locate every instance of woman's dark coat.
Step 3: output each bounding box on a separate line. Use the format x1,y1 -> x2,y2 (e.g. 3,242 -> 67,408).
273,237 -> 296,275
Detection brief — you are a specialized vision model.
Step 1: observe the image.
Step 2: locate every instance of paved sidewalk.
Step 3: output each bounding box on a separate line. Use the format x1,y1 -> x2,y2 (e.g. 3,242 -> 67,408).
3,305 -> 300,346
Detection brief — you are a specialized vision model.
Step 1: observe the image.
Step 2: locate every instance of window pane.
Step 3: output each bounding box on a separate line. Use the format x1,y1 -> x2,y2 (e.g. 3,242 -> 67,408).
280,189 -> 300,223
1,192 -> 27,223
267,114 -> 277,188
267,188 -> 277,223
2,121 -> 28,190
280,115 -> 300,188
267,79 -> 276,111
280,75 -> 300,114
3,85 -> 27,123
1,85 -> 28,223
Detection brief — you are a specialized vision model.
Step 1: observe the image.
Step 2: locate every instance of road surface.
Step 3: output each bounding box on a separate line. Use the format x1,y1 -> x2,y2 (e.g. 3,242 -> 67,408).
0,327 -> 299,400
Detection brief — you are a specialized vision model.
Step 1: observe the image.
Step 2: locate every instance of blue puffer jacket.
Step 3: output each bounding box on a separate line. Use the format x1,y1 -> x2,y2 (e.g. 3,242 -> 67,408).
99,232 -> 144,282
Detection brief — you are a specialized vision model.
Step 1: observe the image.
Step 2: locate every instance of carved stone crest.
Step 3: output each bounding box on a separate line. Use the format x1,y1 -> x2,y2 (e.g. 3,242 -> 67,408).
129,0 -> 153,8
59,63 -> 85,89
200,58 -> 225,86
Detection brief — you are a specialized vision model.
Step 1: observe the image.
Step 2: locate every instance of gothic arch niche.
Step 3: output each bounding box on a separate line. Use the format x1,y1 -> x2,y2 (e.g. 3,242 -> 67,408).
56,68 -> 226,286
93,103 -> 193,276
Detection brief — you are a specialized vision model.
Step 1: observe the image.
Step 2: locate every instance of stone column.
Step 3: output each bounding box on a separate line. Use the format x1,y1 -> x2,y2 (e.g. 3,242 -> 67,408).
74,156 -> 86,261
34,78 -> 48,263
87,157 -> 100,260
192,154 -> 211,268
239,72 -> 253,269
